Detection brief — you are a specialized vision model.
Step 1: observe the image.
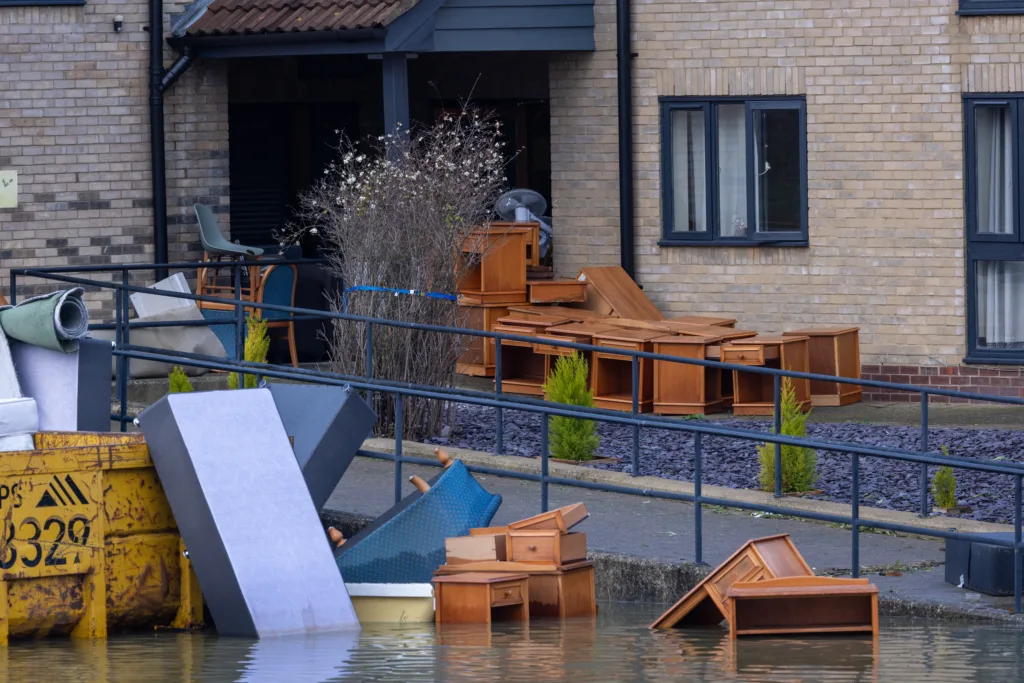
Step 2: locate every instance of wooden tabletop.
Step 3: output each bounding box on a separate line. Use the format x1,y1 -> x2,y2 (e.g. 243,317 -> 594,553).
729,335 -> 808,345
785,327 -> 859,336
432,572 -> 531,585
592,328 -> 664,343
543,322 -> 623,336
652,334 -> 723,345
498,314 -> 570,327
666,315 -> 738,327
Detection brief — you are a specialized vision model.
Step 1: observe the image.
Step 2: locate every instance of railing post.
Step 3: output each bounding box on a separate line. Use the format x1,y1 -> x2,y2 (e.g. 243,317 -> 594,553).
851,453 -> 860,578
919,392 -> 930,517
1015,474 -> 1022,615
541,413 -> 549,513
694,431 -> 703,565
234,262 -> 243,385
394,395 -> 404,505
364,322 -> 374,408
8,271 -> 16,305
773,374 -> 782,497
631,354 -> 640,477
117,271 -> 130,432
495,337 -> 504,455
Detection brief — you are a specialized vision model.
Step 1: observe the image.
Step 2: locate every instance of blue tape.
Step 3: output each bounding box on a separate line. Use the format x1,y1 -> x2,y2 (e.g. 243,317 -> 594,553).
342,285 -> 458,314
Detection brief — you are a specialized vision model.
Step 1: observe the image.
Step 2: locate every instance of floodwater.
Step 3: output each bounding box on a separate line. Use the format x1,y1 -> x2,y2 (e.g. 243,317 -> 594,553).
4,604 -> 1023,683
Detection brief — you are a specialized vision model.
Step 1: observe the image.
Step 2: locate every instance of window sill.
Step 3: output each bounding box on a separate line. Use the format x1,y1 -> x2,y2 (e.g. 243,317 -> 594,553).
658,239 -> 809,248
963,354 -> 1024,366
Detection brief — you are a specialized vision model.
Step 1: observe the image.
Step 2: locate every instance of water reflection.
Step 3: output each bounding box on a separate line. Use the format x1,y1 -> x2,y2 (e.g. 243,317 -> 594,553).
2,606 -> 1024,683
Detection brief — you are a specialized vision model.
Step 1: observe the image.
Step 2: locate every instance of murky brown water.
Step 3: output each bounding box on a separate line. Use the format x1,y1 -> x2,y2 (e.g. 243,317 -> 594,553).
3,604 -> 1022,682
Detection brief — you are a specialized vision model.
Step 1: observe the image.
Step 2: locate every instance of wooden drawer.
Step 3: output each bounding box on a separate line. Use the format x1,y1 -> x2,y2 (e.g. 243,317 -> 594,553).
507,503 -> 588,533
507,530 -> 587,565
446,534 -> 508,565
721,344 -> 779,366
490,581 -> 525,607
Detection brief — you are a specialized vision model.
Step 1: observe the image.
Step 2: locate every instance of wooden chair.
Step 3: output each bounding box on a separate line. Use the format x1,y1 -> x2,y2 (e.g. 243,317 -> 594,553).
255,263 -> 299,367
0,290 -> 7,306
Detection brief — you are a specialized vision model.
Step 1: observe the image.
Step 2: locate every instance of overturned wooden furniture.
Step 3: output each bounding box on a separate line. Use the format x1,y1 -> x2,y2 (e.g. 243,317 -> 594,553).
591,329 -> 661,412
727,577 -> 878,638
783,327 -> 862,407
653,335 -> 727,415
722,336 -> 811,416
458,226 -> 530,305
650,534 -> 813,630
576,266 -> 663,320
433,572 -> 530,624
666,315 -> 737,328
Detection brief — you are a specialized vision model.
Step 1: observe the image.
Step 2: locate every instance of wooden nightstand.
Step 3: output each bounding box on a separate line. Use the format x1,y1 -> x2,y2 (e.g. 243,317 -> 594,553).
432,573 -> 530,624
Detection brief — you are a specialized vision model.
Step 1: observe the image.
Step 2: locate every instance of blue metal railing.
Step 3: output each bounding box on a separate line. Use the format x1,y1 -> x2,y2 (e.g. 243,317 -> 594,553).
9,260 -> 1024,612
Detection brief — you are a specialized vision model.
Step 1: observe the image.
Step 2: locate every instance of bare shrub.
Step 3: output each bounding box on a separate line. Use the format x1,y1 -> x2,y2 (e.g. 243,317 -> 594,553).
287,112 -> 508,439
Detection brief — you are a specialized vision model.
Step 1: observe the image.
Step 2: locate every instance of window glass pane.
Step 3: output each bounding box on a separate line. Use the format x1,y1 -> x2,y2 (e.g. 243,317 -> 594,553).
976,260 -> 1024,349
975,105 -> 1014,235
670,109 -> 707,232
717,104 -> 747,237
753,108 -> 802,233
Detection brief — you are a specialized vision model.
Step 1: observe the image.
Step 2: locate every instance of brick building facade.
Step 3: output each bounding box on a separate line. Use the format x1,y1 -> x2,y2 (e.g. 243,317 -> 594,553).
549,0 -> 1024,397
0,1 -> 227,307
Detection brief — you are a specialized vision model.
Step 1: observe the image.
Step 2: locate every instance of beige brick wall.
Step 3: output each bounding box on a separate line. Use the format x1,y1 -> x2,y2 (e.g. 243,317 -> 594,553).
0,1 -> 228,313
550,0 -> 1024,366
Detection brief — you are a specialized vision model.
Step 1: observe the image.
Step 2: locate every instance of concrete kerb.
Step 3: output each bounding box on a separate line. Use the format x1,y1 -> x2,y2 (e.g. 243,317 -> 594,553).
362,437 -> 1015,536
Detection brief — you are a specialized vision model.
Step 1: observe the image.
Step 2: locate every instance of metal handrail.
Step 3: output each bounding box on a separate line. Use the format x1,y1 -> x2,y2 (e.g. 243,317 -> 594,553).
12,260 -> 1024,612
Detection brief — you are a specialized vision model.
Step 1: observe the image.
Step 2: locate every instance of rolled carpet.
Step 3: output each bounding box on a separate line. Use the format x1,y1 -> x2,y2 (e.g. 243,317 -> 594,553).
0,287 -> 90,353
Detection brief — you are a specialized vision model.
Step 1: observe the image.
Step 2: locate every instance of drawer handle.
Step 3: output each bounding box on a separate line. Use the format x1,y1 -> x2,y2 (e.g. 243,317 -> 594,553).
528,545 -> 537,551
504,590 -> 511,597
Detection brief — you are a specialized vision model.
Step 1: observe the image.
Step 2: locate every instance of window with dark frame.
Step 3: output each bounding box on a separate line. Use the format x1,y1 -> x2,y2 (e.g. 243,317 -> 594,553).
958,0 -> 1024,16
660,97 -> 808,246
965,95 -> 1024,363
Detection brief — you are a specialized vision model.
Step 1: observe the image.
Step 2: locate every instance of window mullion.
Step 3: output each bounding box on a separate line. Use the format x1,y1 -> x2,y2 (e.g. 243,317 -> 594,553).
1015,99 -> 1023,244
744,103 -> 756,240
708,103 -> 719,240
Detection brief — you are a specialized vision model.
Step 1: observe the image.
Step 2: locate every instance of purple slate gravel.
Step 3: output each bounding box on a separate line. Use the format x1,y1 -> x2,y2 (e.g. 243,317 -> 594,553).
424,404 -> 1024,525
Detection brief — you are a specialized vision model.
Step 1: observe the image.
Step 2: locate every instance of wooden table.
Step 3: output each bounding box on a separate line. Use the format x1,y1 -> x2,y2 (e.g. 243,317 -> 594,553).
653,335 -> 727,415
721,336 -> 810,416
783,327 -> 862,406
458,226 -> 530,304
432,572 -> 530,624
591,329 -> 661,412
435,560 -> 596,619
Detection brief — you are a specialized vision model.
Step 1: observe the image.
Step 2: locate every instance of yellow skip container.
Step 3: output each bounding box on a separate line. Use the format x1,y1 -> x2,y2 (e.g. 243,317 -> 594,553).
0,432 -> 202,643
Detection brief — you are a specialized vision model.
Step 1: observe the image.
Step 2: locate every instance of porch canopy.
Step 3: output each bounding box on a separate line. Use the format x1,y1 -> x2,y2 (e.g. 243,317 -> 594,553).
171,0 -> 596,133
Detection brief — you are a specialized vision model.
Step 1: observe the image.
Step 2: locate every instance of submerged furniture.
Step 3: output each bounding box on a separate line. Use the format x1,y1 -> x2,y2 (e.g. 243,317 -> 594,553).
727,577 -> 879,638
651,534 -> 814,630
138,389 -> 360,638
347,584 -> 436,624
591,329 -> 661,412
335,459 -> 502,584
433,573 -> 530,624
783,327 -> 862,407
721,336 -> 811,416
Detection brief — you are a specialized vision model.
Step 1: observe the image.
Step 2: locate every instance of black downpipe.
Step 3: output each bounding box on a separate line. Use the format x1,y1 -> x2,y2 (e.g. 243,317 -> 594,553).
149,0 -> 195,282
616,0 -> 635,280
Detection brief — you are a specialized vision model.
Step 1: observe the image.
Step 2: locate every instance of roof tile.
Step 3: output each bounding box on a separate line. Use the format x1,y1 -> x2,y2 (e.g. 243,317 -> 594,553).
187,0 -> 413,37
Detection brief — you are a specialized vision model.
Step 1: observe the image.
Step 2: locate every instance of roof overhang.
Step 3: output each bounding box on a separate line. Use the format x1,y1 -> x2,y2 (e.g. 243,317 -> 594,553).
171,0 -> 595,59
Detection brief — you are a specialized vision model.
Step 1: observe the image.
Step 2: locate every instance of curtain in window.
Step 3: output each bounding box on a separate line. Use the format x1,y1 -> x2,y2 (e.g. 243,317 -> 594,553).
977,261 -> 1024,348
671,110 -> 706,232
976,106 -> 1013,235
717,104 -> 747,237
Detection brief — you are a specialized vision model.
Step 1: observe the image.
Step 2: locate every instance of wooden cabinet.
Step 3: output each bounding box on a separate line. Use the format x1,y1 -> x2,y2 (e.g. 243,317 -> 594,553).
490,314 -> 570,396
458,227 -> 530,304
532,322 -> 622,396
727,577 -> 878,638
435,561 -> 597,619
591,329 -> 661,412
487,220 -> 540,266
653,335 -> 727,415
457,303 -> 510,377
722,336 -> 811,416
783,327 -> 862,407
433,573 -> 530,624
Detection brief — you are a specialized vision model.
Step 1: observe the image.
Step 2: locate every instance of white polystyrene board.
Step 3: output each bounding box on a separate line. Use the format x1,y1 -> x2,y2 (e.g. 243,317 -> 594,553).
0,328 -> 21,400
130,272 -> 194,319
167,389 -> 359,637
345,584 -> 435,598
10,343 -> 78,431
0,397 -> 38,437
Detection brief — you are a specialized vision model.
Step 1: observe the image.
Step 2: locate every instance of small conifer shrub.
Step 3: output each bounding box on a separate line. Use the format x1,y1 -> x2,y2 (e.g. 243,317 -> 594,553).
227,316 -> 270,390
757,378 -> 817,493
542,352 -> 599,462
